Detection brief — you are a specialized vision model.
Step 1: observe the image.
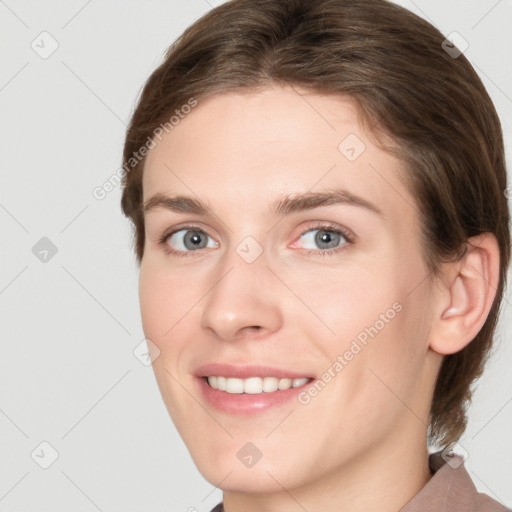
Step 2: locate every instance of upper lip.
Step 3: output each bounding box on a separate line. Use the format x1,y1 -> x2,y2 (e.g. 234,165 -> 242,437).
194,363 -> 314,380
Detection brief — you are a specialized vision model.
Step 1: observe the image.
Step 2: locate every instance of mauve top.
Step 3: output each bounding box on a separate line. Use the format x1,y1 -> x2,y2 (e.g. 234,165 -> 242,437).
209,451 -> 510,511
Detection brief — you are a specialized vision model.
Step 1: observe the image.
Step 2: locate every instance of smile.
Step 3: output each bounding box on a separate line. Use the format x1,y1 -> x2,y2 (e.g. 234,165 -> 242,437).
206,376 -> 312,394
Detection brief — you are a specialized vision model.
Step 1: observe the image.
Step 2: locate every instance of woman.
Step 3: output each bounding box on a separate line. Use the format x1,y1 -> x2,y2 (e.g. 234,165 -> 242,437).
120,0 -> 510,510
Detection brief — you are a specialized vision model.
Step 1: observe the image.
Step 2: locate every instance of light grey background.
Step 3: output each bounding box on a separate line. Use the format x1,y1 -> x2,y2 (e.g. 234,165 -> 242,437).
0,1 -> 511,511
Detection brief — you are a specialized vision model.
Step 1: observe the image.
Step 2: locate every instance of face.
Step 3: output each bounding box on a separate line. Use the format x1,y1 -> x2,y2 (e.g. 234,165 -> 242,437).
140,85 -> 442,493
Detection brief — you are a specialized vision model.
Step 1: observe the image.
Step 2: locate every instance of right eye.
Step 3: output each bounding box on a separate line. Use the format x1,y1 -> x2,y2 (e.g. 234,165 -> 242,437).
159,226 -> 219,256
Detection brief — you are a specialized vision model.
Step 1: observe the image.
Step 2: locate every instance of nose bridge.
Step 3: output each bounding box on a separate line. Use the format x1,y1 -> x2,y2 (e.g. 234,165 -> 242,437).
199,235 -> 282,341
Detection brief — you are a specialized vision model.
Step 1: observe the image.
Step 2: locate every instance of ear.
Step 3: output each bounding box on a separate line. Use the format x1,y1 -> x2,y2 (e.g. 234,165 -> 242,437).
429,233 -> 501,355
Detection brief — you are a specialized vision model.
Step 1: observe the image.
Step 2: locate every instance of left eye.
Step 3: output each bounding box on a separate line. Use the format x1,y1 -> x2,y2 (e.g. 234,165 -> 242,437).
295,226 -> 351,251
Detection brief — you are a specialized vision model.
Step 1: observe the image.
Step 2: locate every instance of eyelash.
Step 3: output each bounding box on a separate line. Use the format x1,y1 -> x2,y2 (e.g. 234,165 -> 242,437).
157,222 -> 354,258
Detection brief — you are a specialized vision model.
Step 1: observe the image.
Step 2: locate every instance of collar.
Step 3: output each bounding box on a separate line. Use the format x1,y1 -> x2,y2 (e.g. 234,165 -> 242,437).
400,450 -> 503,511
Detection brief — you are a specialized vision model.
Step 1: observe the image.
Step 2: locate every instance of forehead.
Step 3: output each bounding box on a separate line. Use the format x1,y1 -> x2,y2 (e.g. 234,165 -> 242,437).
142,85 -> 417,226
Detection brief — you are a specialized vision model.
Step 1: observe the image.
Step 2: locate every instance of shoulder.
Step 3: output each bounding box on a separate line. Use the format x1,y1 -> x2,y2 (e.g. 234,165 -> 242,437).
474,493 -> 511,512
401,450 -> 510,512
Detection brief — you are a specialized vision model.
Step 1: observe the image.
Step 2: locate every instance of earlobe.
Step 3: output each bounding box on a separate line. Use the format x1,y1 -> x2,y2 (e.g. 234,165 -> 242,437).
429,233 -> 500,356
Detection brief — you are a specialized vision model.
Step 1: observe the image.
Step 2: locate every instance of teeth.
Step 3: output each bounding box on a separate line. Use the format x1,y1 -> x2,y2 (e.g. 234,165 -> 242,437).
217,376 -> 226,391
206,376 -> 311,394
244,377 -> 263,394
262,376 -> 279,392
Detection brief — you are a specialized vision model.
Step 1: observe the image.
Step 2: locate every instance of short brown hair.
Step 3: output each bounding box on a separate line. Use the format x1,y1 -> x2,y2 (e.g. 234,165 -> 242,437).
120,0 -> 510,448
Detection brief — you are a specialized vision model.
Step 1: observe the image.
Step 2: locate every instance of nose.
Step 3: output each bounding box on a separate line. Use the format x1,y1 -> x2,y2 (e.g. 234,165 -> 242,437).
199,247 -> 283,343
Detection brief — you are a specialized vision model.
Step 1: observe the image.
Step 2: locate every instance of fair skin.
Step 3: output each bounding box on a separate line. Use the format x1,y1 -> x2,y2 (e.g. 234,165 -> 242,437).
139,85 -> 499,512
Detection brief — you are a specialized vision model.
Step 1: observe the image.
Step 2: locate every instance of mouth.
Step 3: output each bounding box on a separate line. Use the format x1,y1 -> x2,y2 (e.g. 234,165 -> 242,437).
203,375 -> 313,394
194,363 -> 316,415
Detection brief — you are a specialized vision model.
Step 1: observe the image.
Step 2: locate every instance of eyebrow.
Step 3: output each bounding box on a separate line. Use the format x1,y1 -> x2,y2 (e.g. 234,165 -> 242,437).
143,188 -> 384,218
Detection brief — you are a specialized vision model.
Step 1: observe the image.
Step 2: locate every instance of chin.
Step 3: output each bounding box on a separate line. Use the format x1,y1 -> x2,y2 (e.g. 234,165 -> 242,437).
198,462 -> 293,494
189,443 -> 311,494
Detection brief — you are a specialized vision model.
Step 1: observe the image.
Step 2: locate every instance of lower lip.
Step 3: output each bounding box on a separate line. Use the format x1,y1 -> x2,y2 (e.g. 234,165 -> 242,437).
196,377 -> 314,415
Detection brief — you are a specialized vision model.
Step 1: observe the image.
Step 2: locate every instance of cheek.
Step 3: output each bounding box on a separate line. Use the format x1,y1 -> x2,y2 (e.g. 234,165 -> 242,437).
310,269 -> 402,347
139,263 -> 181,350
311,263 -> 427,391
139,261 -> 210,356
139,273 -> 166,341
